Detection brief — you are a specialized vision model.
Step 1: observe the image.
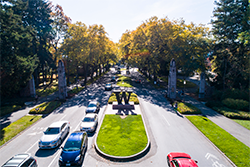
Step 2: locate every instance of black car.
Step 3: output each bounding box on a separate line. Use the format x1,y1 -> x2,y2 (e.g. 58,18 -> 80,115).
59,131 -> 88,166
2,153 -> 37,167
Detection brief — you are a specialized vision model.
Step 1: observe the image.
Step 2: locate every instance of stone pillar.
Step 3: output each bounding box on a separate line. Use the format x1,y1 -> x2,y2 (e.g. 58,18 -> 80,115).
58,60 -> 67,100
29,75 -> 36,97
168,58 -> 176,99
199,72 -> 205,99
20,75 -> 36,97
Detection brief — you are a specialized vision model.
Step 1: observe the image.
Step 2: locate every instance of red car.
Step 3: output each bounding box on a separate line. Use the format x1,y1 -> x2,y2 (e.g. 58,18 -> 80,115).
167,152 -> 198,167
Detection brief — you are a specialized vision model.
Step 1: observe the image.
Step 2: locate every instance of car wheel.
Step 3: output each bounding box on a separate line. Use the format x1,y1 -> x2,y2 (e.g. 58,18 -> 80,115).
167,156 -> 170,167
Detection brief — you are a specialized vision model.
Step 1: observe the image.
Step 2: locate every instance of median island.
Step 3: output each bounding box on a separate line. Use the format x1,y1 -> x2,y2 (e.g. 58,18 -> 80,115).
95,90 -> 149,159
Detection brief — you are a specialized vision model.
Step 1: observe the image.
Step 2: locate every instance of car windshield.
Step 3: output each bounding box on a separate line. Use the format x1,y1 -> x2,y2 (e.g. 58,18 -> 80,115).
63,140 -> 81,151
44,127 -> 60,135
88,103 -> 96,107
83,117 -> 95,122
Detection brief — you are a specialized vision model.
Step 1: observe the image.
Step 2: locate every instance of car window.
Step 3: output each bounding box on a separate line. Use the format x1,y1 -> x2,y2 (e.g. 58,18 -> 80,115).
61,123 -> 66,130
83,117 -> 95,122
88,103 -> 96,107
64,140 -> 81,151
44,127 -> 60,135
20,158 -> 33,167
171,160 -> 179,167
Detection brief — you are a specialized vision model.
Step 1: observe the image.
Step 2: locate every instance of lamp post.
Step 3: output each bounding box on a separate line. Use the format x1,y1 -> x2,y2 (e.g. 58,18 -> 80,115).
183,80 -> 186,102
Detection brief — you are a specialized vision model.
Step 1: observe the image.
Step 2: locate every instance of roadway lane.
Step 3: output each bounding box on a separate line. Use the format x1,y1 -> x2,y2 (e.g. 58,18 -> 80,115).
0,68 -> 234,167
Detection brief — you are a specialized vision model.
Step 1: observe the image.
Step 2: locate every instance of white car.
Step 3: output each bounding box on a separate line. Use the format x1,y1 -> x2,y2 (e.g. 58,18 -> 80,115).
80,113 -> 98,132
39,121 -> 70,149
86,101 -> 100,113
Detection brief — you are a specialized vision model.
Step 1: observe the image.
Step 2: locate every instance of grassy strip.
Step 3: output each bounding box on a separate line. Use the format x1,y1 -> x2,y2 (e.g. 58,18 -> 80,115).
29,101 -> 61,114
97,115 -> 147,156
0,115 -> 42,146
233,119 -> 250,130
213,106 -> 250,120
116,75 -> 133,87
186,116 -> 250,167
177,102 -> 202,114
108,92 -> 139,104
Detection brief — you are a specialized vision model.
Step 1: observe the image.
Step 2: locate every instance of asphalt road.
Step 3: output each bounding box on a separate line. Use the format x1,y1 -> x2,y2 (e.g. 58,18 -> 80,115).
0,68 -> 233,167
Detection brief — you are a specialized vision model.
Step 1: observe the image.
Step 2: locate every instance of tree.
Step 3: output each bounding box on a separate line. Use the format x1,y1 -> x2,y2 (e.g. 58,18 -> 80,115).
0,0 -> 38,97
211,0 -> 249,90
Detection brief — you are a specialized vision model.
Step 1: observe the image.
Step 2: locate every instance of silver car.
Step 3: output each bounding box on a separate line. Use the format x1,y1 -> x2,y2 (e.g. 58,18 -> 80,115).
86,101 -> 100,113
80,113 -> 98,132
39,121 -> 70,149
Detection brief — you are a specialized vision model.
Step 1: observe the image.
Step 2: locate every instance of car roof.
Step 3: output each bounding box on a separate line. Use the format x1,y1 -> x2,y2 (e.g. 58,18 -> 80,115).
67,131 -> 85,141
3,153 -> 30,167
85,113 -> 97,118
49,121 -> 68,128
168,152 -> 191,159
175,158 -> 198,167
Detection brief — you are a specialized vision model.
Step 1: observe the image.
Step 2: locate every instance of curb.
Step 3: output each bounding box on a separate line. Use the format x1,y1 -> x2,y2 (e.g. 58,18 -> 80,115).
94,99 -> 151,161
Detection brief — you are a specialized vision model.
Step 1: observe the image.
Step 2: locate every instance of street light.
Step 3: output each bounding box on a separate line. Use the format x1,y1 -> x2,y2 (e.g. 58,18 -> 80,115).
183,80 -> 186,102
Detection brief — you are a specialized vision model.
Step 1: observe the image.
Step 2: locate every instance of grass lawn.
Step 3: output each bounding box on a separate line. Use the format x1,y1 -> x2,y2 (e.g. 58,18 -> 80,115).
97,115 -> 147,156
0,115 -> 42,146
233,119 -> 250,130
177,102 -> 202,114
186,115 -> 250,167
116,75 -> 133,87
0,105 -> 22,117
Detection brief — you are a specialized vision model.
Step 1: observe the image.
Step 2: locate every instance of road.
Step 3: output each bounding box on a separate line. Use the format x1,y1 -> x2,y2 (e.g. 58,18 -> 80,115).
0,68 -> 233,167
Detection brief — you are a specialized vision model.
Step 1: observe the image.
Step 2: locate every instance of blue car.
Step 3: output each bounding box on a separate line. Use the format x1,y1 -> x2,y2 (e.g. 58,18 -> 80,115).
59,131 -> 88,166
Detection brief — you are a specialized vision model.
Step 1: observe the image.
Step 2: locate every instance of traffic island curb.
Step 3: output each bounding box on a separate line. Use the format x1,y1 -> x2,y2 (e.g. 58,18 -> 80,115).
94,99 -> 151,162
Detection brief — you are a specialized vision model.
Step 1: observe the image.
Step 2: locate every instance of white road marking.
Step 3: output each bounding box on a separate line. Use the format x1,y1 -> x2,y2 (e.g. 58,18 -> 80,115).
59,115 -> 67,121
162,115 -> 170,126
205,153 -> 219,160
26,140 -> 39,153
48,150 -> 61,167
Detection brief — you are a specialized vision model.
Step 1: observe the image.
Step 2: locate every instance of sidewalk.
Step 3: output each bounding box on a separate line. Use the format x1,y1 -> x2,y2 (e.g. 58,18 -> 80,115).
183,95 -> 250,148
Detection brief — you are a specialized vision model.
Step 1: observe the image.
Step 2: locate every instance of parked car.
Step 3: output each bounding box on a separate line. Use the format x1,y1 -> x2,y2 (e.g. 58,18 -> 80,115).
80,113 -> 98,133
111,76 -> 116,82
105,83 -> 112,91
59,131 -> 88,166
39,121 -> 70,149
86,101 -> 100,113
167,152 -> 198,167
2,153 -> 37,167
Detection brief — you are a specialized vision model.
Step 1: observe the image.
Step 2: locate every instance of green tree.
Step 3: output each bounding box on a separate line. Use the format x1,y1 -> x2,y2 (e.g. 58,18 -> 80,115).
211,0 -> 249,90
0,0 -> 38,97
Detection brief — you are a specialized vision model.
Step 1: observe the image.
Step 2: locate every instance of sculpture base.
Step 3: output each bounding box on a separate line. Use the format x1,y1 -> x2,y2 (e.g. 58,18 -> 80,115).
112,101 -> 135,110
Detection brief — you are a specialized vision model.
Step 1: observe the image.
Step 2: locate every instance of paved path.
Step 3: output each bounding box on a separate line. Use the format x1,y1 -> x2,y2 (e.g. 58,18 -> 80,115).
184,95 -> 250,148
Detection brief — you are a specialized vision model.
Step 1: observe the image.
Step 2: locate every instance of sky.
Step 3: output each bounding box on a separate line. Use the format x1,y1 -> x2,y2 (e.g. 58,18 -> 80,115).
50,0 -> 215,43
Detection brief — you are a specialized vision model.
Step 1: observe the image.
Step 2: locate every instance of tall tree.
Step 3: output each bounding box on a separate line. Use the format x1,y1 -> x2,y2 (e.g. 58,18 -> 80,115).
0,0 -> 38,97
211,0 -> 249,90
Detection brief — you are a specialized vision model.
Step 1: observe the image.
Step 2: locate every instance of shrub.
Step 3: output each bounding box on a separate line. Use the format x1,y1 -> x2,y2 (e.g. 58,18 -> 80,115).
222,98 -> 249,111
29,101 -> 61,114
0,105 -> 22,117
177,102 -> 202,115
211,88 -> 249,102
205,100 -> 224,108
213,107 -> 250,120
108,92 -> 139,104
